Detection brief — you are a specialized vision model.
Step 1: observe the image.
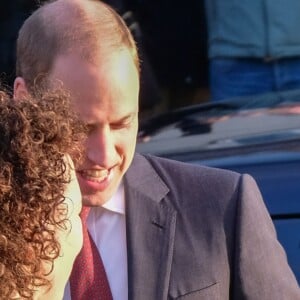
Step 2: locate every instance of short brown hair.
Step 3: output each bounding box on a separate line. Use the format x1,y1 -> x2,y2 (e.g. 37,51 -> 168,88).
16,0 -> 139,92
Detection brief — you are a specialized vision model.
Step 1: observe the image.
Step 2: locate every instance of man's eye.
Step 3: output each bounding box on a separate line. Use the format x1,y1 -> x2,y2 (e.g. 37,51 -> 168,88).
110,122 -> 130,130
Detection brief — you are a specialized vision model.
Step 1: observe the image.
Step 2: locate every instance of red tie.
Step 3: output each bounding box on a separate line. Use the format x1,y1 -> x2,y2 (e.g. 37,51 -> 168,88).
70,206 -> 113,300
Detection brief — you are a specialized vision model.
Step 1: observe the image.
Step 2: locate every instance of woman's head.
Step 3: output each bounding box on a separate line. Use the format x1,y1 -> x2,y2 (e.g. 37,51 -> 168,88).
0,88 -> 85,298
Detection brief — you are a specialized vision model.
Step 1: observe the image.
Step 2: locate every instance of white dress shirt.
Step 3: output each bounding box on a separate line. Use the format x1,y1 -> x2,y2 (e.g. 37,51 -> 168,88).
63,182 -> 128,300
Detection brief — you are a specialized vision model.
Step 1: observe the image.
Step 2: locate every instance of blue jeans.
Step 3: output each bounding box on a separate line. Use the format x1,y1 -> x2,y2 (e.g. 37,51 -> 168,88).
209,58 -> 300,101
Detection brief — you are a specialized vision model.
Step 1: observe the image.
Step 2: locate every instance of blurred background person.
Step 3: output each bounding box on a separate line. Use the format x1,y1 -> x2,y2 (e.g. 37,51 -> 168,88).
205,1 -> 300,101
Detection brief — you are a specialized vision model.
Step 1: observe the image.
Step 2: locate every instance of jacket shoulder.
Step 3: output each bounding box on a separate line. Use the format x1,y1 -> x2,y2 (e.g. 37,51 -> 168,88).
133,154 -> 245,209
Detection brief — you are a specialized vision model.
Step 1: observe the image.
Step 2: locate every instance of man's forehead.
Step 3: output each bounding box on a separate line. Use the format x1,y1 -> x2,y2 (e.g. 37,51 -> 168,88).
52,47 -> 136,72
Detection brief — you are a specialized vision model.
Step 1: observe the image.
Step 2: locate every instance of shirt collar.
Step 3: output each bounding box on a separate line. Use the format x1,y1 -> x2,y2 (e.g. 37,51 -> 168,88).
101,180 -> 125,215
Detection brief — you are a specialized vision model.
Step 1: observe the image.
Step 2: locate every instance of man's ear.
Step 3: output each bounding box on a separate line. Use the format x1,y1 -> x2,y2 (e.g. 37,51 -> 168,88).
13,77 -> 29,99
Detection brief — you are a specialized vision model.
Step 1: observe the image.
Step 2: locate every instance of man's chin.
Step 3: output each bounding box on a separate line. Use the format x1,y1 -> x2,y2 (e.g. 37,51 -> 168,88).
81,194 -> 109,207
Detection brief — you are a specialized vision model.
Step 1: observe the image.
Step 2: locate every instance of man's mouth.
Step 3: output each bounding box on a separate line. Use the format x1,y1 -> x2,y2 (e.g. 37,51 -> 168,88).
78,169 -> 110,183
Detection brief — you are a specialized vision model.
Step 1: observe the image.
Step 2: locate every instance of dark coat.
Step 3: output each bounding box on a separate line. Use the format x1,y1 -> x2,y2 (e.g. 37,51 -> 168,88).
124,154 -> 300,299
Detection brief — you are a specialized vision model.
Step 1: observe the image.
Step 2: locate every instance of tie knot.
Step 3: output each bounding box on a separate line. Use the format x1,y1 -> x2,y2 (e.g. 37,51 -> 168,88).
80,206 -> 90,223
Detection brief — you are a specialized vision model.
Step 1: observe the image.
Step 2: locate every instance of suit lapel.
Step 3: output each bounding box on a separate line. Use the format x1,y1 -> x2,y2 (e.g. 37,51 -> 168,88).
124,154 -> 177,300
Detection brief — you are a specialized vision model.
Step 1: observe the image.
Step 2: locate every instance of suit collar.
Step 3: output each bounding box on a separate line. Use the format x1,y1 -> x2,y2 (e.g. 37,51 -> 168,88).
124,153 -> 169,203
124,154 -> 177,300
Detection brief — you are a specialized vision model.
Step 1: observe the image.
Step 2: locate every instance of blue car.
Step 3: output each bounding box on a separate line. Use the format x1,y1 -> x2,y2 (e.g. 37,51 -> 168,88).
137,89 -> 300,283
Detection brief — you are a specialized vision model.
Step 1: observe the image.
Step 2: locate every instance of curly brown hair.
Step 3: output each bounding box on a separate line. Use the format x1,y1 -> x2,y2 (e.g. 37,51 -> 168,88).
0,89 -> 85,299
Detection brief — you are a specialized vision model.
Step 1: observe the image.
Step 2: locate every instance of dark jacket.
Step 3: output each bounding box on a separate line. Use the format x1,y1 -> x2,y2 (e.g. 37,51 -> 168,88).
124,153 -> 300,299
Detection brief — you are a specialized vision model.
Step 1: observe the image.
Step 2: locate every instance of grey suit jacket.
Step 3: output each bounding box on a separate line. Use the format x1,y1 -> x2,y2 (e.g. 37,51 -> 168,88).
124,154 -> 300,299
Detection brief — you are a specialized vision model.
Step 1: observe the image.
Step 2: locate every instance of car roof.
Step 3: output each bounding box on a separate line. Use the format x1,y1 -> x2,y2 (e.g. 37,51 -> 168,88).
137,89 -> 300,161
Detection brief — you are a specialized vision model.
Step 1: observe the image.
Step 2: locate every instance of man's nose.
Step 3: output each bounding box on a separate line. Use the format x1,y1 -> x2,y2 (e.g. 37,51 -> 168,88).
86,127 -> 117,168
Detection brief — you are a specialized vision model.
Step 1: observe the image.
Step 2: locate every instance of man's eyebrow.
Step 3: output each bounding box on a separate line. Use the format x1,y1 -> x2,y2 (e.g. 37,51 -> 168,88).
112,112 -> 136,124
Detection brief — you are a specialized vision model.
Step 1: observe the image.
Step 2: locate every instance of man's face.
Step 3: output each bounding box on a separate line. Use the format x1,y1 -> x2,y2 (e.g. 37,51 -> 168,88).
49,49 -> 139,206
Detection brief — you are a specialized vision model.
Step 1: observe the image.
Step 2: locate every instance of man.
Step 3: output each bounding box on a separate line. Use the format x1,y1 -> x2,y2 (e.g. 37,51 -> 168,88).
14,0 -> 299,299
